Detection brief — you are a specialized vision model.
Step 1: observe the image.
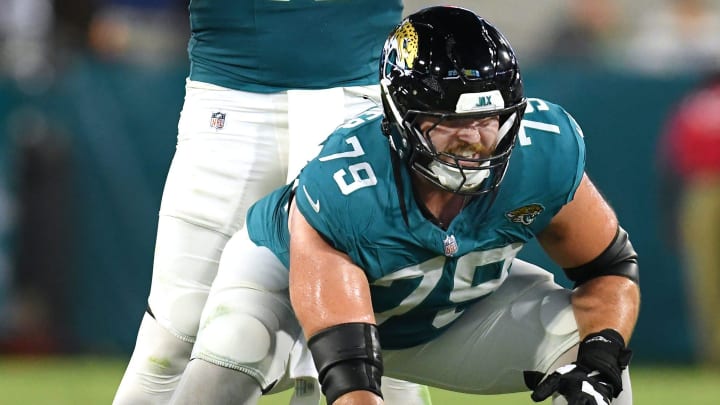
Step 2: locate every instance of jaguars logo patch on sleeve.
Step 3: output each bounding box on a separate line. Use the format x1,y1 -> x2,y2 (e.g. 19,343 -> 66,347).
506,204 -> 544,226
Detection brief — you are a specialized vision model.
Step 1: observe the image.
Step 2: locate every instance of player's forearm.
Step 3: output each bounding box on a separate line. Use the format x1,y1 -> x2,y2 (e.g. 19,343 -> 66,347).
570,275 -> 640,342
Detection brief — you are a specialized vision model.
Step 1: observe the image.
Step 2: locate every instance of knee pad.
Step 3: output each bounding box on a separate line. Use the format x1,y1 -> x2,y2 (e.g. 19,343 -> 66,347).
195,313 -> 273,364
191,288 -> 301,389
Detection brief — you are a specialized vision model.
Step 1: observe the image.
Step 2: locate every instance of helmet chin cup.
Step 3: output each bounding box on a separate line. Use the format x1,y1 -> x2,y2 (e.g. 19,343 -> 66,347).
427,160 -> 491,192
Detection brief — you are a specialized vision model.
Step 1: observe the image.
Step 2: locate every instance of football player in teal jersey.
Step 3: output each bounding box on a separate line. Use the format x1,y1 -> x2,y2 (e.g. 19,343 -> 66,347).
113,1 -> 431,404
179,6 -> 641,405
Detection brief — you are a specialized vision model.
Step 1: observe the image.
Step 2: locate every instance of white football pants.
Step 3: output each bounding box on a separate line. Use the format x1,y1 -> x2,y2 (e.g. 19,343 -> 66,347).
113,79 -> 431,404
190,226 -> 631,404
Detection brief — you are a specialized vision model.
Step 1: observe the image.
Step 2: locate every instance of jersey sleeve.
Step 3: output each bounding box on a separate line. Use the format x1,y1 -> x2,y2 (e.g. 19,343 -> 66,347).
295,165 -> 354,253
557,105 -> 586,204
293,131 -> 374,254
530,98 -> 585,202
294,108 -> 389,253
503,98 -> 587,235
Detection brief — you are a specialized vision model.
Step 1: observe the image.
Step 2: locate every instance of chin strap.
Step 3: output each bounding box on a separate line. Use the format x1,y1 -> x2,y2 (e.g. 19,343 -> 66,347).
390,146 -> 410,227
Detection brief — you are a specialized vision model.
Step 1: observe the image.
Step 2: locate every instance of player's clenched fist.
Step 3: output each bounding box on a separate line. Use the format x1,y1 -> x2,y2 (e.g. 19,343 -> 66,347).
525,329 -> 632,404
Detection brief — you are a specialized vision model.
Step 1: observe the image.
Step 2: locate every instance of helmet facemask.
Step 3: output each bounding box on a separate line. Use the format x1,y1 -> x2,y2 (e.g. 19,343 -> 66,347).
388,100 -> 524,195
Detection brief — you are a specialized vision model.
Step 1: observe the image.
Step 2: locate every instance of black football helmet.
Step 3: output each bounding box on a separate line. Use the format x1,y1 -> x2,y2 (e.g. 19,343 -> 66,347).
380,6 -> 526,195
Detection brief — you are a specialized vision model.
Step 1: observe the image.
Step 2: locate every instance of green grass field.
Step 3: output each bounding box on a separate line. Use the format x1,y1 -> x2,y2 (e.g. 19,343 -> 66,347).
1,357 -> 719,404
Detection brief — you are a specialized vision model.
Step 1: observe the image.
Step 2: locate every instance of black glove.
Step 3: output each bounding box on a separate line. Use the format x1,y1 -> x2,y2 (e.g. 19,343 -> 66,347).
524,329 -> 633,405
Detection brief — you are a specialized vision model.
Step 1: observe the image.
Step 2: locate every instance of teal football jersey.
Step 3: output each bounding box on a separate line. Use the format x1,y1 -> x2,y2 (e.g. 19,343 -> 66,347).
187,0 -> 403,92
247,99 -> 585,349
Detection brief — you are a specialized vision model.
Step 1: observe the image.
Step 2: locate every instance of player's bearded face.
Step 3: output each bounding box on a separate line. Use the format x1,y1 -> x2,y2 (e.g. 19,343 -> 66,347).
419,116 -> 500,167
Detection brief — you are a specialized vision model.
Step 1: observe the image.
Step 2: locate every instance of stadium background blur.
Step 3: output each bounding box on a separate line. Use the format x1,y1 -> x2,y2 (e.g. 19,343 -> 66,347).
1,0 -> 720,402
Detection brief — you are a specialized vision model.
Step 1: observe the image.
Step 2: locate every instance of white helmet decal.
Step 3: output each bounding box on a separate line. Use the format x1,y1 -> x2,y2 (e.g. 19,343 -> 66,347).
456,90 -> 505,113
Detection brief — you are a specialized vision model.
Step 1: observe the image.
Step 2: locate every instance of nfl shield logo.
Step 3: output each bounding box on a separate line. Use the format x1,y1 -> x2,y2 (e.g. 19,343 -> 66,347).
210,112 -> 226,129
443,234 -> 458,257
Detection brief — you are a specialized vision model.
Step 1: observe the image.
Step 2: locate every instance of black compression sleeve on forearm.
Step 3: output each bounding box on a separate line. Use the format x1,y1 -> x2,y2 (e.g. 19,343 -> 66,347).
308,322 -> 383,404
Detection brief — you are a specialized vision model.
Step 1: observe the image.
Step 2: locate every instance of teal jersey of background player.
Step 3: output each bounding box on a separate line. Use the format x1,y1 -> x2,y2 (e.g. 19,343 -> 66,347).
246,98 -> 586,349
187,0 -> 403,93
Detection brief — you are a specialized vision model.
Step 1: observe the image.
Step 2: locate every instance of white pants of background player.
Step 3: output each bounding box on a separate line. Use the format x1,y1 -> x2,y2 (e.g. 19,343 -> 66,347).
184,226 -> 633,405
113,79 -> 431,405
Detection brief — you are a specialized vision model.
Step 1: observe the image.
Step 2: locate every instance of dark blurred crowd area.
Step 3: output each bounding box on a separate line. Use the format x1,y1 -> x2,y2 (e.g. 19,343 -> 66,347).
0,0 -> 188,354
0,0 -> 719,366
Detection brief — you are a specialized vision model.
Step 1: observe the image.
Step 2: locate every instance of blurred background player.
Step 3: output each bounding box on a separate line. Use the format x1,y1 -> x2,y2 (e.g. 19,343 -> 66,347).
112,1 -> 431,404
657,70 -> 720,367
